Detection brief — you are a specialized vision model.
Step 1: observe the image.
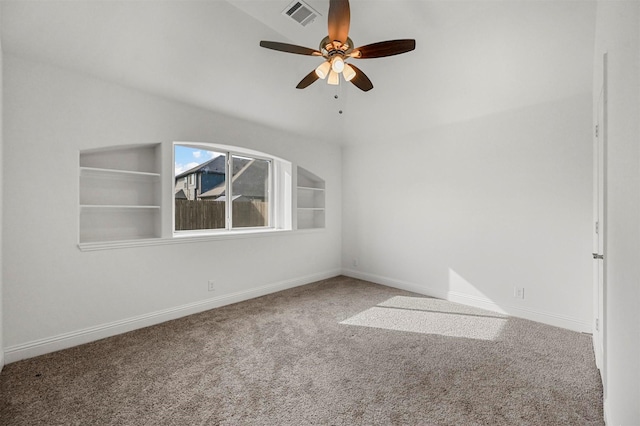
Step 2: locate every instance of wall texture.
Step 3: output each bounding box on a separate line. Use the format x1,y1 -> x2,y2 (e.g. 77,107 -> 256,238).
342,93 -> 593,332
593,1 -> 640,423
2,55 -> 342,361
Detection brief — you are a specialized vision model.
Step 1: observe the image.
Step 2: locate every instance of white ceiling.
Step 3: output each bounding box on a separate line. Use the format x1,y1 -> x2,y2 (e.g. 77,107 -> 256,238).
1,0 -> 596,145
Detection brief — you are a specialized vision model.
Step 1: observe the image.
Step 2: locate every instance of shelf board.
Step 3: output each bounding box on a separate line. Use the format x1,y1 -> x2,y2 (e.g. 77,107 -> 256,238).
80,204 -> 161,210
80,167 -> 160,178
297,186 -> 325,191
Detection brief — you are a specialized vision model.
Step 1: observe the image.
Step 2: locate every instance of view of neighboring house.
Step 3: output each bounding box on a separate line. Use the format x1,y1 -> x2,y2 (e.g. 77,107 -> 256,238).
175,155 -> 269,202
175,156 -> 226,200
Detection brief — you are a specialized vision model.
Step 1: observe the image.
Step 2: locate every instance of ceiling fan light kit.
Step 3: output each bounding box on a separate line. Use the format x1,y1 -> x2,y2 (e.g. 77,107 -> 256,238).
342,63 -> 356,82
331,56 -> 345,73
260,0 -> 416,92
315,61 -> 331,79
327,70 -> 340,85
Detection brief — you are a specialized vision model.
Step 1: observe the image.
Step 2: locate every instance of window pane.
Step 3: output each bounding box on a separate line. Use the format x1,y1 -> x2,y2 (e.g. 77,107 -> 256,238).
231,155 -> 270,228
174,146 -> 226,230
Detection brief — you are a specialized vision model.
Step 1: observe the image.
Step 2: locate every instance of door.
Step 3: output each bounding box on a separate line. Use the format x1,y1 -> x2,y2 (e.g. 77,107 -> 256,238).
592,53 -> 607,374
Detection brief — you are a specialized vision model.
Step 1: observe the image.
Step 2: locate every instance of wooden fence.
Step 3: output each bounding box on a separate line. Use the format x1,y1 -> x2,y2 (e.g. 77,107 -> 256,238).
175,199 -> 268,230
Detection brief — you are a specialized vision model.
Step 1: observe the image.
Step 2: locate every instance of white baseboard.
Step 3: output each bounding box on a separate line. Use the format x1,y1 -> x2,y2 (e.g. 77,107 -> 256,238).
4,269 -> 341,364
342,269 -> 591,333
446,291 -> 590,333
342,269 -> 447,299
6,268 -> 590,363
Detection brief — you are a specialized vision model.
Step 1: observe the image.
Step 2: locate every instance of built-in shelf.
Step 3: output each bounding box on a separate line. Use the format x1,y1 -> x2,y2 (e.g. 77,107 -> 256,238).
296,166 -> 325,230
80,205 -> 161,209
79,144 -> 162,244
80,167 -> 161,177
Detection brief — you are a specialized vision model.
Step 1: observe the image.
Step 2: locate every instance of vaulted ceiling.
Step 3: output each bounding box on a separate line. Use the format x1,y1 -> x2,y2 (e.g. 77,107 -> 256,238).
1,0 -> 596,145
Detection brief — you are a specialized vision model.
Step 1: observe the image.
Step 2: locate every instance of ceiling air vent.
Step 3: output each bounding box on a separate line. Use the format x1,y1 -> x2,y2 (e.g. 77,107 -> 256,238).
282,1 -> 320,27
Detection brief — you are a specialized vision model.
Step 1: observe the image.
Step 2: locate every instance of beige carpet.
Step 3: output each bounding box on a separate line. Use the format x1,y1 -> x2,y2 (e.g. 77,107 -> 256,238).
0,276 -> 603,425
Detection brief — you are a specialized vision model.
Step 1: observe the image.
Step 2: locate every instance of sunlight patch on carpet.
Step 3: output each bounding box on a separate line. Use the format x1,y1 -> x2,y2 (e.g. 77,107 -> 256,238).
340,296 -> 508,341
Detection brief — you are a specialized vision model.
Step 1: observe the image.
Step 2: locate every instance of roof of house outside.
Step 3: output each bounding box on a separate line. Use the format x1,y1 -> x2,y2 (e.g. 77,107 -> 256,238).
175,155 -> 226,180
199,159 -> 268,199
175,155 -> 255,180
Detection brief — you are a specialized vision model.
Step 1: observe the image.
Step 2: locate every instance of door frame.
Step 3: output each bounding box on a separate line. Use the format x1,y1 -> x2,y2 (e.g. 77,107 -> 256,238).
592,52 -> 607,377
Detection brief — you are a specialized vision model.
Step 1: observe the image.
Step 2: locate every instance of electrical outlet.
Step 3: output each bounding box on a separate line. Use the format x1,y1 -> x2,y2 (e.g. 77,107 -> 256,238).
513,287 -> 525,300
208,280 -> 215,292
352,258 -> 359,267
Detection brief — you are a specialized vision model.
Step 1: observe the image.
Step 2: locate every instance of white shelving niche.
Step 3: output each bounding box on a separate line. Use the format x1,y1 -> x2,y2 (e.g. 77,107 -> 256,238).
296,166 -> 325,230
79,143 -> 162,245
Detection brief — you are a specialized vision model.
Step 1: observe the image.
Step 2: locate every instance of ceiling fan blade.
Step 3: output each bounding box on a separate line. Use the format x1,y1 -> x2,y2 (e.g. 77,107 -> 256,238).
259,41 -> 322,56
296,70 -> 320,89
346,63 -> 373,92
328,0 -> 350,44
351,39 -> 416,59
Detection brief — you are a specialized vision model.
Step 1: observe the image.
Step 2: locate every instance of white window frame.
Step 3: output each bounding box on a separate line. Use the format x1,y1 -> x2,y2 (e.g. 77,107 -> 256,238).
173,142 -> 292,237
226,153 -> 273,230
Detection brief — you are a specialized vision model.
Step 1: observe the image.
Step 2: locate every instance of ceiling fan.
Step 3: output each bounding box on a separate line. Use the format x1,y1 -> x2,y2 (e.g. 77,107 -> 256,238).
260,0 -> 416,92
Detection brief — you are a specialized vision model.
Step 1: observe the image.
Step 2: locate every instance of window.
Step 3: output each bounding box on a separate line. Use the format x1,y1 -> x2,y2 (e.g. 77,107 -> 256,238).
174,143 -> 291,235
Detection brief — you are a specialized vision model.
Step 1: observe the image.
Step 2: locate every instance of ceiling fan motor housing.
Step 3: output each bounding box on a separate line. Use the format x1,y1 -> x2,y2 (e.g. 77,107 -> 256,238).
320,36 -> 354,58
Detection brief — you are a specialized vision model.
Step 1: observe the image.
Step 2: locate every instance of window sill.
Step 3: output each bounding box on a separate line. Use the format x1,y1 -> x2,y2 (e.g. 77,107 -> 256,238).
77,228 -> 324,252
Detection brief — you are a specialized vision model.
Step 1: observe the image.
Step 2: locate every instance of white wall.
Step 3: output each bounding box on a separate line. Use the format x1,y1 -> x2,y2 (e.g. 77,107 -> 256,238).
2,54 -> 342,362
593,1 -> 640,423
342,93 -> 594,332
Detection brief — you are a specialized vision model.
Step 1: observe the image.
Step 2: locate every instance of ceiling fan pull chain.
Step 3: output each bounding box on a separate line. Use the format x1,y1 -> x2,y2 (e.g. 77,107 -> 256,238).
335,84 -> 345,115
